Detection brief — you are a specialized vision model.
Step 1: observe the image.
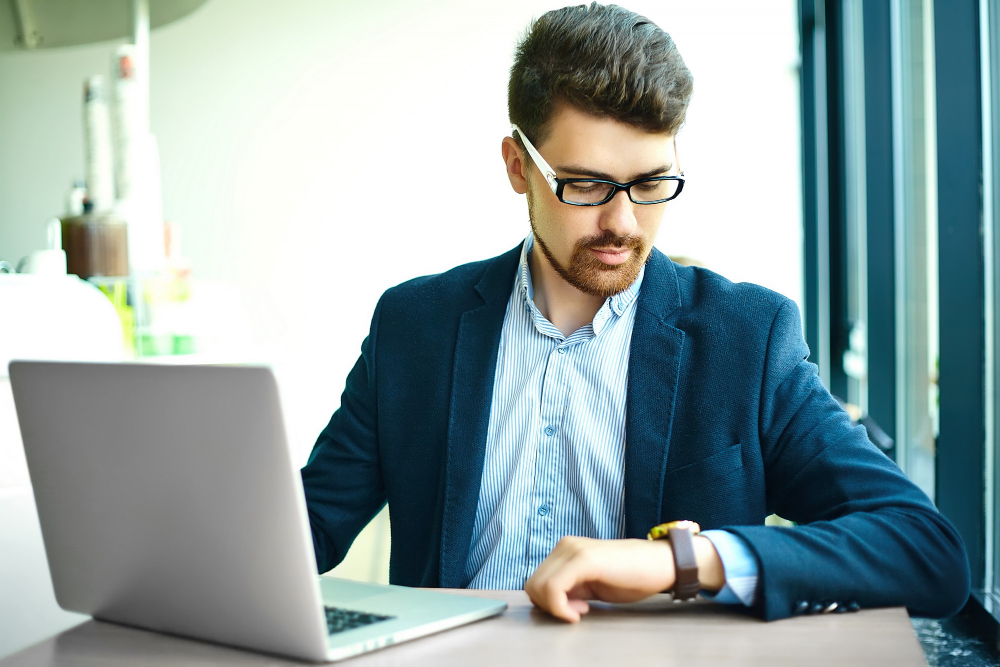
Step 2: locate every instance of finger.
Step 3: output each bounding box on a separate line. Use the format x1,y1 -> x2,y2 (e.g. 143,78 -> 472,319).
527,570 -> 587,623
524,540 -> 580,606
567,598 -> 590,616
535,555 -> 602,622
524,537 -> 604,622
528,579 -> 578,622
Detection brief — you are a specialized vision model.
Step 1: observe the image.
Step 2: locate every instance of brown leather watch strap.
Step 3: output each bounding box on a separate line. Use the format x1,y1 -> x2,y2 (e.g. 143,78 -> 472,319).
668,526 -> 700,601
647,520 -> 702,601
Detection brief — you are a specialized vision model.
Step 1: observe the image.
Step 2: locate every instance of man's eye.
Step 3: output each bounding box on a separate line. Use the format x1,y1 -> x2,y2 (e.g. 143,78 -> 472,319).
566,182 -> 602,192
636,181 -> 666,192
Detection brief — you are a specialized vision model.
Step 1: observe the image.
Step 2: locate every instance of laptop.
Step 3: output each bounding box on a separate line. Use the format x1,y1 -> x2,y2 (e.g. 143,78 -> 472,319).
9,360 -> 506,662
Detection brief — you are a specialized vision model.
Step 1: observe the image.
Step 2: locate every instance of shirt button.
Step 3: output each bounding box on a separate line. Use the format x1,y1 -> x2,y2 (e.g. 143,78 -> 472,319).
538,505 -> 549,516
544,426 -> 555,436
557,347 -> 566,354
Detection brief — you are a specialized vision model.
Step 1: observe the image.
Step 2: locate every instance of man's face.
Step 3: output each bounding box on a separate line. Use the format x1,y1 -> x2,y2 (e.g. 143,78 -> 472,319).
507,104 -> 678,297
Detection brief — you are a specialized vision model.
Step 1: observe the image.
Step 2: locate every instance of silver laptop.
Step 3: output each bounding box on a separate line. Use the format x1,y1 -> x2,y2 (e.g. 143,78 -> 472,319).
9,360 -> 505,662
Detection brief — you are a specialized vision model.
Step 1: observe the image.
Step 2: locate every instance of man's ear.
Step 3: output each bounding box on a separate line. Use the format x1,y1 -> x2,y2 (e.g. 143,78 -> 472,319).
501,136 -> 529,195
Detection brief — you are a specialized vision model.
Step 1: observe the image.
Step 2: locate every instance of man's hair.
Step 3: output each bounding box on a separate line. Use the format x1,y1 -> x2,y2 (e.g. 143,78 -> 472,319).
508,3 -> 693,149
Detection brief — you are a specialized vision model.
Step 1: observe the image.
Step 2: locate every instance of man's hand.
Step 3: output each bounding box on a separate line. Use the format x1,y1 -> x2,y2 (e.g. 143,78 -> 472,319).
524,535 -> 725,623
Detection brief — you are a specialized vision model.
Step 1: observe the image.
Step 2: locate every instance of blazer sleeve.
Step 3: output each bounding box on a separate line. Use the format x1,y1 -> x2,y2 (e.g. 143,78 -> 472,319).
723,300 -> 970,621
300,297 -> 386,574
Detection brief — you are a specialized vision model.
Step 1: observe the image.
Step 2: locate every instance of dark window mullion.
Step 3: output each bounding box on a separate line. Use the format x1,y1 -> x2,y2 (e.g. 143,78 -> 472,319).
935,0 -> 986,590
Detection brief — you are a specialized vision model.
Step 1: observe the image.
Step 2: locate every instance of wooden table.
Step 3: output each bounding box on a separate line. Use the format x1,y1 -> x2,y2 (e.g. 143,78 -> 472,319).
0,590 -> 927,666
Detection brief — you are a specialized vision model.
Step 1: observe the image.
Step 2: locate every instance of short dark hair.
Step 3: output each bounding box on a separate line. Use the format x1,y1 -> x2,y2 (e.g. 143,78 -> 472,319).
508,3 -> 693,148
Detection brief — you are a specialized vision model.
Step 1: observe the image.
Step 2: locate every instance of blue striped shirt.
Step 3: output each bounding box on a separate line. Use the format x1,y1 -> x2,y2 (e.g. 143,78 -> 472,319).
464,234 -> 758,605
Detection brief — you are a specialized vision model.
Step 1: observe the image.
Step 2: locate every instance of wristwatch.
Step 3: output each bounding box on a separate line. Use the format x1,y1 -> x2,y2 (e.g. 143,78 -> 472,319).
648,520 -> 701,601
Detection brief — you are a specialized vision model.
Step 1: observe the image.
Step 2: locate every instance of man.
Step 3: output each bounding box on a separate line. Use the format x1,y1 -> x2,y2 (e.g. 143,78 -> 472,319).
302,3 -> 970,622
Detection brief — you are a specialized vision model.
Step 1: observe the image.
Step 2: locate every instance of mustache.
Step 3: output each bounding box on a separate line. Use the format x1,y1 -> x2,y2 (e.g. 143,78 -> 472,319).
576,231 -> 645,251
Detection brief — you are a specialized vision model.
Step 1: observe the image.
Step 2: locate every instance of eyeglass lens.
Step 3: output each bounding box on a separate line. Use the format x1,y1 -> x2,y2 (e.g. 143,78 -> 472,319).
561,179 -> 680,205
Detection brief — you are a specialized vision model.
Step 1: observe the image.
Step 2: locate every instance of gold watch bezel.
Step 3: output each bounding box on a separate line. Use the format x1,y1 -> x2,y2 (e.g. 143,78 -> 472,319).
647,520 -> 702,541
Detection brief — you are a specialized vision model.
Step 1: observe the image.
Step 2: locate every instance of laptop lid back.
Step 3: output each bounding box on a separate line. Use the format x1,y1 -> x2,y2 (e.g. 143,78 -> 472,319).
9,361 -> 330,662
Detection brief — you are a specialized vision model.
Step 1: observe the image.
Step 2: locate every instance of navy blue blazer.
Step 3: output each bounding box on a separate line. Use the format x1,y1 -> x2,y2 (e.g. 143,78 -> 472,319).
302,244 -> 970,621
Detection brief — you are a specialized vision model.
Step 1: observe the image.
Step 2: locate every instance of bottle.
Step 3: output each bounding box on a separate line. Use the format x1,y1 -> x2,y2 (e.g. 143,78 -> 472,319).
66,180 -> 87,217
83,76 -> 115,213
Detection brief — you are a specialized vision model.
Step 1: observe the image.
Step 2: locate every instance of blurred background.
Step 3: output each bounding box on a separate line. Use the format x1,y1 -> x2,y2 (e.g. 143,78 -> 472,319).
5,0 -> 1000,662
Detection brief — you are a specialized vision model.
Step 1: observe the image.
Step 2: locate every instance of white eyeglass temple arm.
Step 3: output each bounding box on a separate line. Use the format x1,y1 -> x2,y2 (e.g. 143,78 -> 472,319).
511,124 -> 559,193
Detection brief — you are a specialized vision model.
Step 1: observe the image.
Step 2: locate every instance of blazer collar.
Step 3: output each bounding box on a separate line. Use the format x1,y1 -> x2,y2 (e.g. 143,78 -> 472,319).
474,243 -> 522,305
635,247 -> 683,320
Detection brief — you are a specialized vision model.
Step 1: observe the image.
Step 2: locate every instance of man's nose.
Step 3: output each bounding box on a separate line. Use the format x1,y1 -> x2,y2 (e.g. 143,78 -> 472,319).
598,189 -> 638,237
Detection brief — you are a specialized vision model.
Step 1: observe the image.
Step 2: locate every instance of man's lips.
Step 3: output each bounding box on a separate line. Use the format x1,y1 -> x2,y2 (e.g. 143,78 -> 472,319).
589,247 -> 632,266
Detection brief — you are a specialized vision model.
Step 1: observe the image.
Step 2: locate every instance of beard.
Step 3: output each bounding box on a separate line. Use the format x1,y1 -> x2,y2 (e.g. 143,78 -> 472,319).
527,193 -> 648,298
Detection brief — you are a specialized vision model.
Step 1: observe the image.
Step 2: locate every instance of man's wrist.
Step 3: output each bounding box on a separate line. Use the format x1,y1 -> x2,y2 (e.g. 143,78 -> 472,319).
646,538 -> 676,592
693,535 -> 725,592
649,535 -> 723,593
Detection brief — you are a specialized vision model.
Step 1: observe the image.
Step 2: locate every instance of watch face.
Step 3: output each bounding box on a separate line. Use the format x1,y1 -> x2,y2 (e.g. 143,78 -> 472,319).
647,520 -> 702,540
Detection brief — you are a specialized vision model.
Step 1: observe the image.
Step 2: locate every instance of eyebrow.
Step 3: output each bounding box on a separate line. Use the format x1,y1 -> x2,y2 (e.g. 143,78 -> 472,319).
554,164 -> 675,181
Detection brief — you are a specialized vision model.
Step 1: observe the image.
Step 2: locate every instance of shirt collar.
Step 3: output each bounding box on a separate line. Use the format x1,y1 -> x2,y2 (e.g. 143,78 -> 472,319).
517,233 -> 645,339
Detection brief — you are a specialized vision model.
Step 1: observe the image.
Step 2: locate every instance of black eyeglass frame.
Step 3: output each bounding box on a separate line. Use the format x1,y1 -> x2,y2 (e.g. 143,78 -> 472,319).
553,175 -> 686,206
511,123 -> 686,207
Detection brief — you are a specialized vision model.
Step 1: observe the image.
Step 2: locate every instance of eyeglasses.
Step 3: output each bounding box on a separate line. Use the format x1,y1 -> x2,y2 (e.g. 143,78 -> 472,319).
511,124 -> 685,206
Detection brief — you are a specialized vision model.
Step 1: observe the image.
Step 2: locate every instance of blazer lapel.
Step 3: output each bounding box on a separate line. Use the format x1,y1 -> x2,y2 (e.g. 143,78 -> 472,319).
438,245 -> 521,587
625,249 -> 685,538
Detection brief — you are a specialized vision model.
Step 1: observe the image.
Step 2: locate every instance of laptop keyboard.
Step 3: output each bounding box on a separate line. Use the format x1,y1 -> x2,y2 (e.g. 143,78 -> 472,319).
324,606 -> 396,635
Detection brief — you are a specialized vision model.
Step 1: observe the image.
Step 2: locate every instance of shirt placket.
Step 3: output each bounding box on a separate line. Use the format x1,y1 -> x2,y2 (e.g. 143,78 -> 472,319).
526,340 -> 571,574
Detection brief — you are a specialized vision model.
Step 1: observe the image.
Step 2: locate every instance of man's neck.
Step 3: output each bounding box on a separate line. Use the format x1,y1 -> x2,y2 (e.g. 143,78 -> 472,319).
528,247 -> 606,337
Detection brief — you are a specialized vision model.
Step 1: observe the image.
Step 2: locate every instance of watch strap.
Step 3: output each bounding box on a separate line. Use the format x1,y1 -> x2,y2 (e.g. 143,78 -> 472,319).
668,526 -> 700,601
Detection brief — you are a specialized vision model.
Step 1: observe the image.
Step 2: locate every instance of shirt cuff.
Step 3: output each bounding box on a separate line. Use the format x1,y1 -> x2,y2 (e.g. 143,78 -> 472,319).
698,529 -> 759,606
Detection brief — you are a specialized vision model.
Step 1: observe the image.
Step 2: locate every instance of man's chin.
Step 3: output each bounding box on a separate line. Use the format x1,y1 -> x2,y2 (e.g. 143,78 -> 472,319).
530,224 -> 646,297
566,260 -> 644,297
